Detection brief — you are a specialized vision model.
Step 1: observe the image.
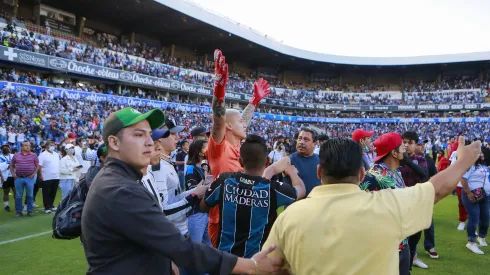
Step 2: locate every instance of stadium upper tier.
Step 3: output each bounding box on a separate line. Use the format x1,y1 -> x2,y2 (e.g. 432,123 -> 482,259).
0,15 -> 489,112
159,0 -> 490,66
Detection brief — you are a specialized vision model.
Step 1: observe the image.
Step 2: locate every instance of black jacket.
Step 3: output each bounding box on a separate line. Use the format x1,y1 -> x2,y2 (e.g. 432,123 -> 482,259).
81,157 -> 237,275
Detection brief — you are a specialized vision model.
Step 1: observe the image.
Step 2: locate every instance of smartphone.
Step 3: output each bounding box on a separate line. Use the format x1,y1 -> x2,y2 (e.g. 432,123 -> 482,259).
76,165 -> 83,169
204,175 -> 213,185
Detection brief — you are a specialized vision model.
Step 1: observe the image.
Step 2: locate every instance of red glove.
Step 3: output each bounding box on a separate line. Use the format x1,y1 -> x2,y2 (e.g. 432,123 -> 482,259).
213,49 -> 228,102
249,78 -> 271,107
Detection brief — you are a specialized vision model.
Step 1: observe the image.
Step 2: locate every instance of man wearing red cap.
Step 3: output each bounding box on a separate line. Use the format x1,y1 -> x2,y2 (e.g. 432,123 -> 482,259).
352,129 -> 375,170
360,132 -> 411,275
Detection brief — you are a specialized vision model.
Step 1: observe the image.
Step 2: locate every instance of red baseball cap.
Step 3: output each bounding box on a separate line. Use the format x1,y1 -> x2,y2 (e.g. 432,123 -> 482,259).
373,132 -> 403,162
352,129 -> 375,142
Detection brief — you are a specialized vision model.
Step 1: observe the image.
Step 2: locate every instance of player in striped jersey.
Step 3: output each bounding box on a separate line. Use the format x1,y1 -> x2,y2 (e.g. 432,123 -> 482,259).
202,135 -> 306,258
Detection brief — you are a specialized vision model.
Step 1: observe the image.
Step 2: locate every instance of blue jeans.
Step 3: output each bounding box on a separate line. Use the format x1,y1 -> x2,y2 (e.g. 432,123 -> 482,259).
178,171 -> 185,191
424,219 -> 435,250
60,179 -> 75,200
180,213 -> 211,275
461,191 -> 490,242
14,177 -> 36,214
188,213 -> 211,245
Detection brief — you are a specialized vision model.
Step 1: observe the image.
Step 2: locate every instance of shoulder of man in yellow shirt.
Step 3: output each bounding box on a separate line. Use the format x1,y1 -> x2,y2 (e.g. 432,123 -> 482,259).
262,182 -> 435,273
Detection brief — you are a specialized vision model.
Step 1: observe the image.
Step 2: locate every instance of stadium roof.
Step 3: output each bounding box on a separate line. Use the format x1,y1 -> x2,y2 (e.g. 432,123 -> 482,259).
41,0 -> 490,70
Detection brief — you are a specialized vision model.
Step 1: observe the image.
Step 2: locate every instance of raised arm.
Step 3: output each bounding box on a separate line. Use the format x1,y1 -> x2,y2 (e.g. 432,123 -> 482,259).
431,136 -> 481,204
211,49 -> 229,144
243,78 -> 271,128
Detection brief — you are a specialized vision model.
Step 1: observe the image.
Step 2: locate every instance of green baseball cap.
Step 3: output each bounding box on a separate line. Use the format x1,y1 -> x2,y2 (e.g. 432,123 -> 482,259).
102,107 -> 166,144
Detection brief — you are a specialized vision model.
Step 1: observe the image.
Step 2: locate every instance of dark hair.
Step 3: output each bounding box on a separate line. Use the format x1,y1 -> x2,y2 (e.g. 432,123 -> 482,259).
318,134 -> 329,142
293,132 -> 299,140
187,140 -> 207,165
60,146 -> 67,157
275,142 -> 283,149
402,131 -> 418,142
300,128 -> 318,142
319,138 -> 363,180
240,135 -> 268,169
97,146 -> 108,160
180,140 -> 189,147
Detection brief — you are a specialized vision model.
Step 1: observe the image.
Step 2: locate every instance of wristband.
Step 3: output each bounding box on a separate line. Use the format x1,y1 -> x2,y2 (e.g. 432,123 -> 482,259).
250,257 -> 258,275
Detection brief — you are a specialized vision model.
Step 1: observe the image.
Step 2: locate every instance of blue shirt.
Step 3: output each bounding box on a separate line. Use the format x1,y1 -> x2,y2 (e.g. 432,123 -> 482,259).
288,152 -> 321,195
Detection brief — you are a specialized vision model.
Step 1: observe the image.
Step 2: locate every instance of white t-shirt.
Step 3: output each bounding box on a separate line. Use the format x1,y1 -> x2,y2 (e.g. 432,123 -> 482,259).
17,133 -> 25,142
0,153 -> 13,179
463,165 -> 490,195
39,151 -> 61,180
268,150 -> 285,164
152,159 -> 194,235
74,146 -> 90,174
8,132 -> 16,143
449,152 -> 462,187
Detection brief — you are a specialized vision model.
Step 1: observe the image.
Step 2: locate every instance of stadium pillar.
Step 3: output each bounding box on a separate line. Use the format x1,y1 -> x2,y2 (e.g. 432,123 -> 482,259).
117,85 -> 121,95
13,0 -> 19,18
339,75 -> 343,86
77,17 -> 86,38
204,54 -> 208,67
170,44 -> 175,58
130,32 -> 135,46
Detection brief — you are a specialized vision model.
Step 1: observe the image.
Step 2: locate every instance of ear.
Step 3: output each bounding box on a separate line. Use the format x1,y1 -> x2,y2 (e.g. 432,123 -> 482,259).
316,164 -> 322,180
108,135 -> 119,152
225,122 -> 233,131
359,166 -> 365,183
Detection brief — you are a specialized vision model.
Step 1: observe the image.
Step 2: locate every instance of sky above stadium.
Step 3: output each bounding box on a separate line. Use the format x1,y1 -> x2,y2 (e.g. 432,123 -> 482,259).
190,0 -> 490,57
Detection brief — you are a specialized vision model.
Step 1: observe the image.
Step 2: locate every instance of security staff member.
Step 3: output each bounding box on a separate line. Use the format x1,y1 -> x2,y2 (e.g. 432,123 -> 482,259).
81,107 -> 281,275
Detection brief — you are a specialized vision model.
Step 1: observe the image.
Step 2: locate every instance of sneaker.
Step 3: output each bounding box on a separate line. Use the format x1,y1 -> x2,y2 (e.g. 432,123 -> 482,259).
466,243 -> 485,255
15,213 -> 23,217
50,207 -> 57,211
426,248 -> 439,259
478,237 -> 488,247
457,222 -> 465,231
44,209 -> 52,214
413,257 -> 429,269
33,203 -> 39,208
27,212 -> 34,217
23,205 -> 27,212
4,205 -> 10,212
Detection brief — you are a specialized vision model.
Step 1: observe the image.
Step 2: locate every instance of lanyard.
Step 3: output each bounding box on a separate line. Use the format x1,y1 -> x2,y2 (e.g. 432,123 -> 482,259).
379,162 -> 405,189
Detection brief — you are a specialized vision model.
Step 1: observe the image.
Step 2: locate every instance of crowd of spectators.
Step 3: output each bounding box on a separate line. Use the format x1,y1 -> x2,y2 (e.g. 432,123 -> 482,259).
1,66 -> 490,155
1,19 -> 489,106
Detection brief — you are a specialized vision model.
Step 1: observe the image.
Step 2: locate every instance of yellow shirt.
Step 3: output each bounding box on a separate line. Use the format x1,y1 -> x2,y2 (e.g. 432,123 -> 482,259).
262,182 -> 435,275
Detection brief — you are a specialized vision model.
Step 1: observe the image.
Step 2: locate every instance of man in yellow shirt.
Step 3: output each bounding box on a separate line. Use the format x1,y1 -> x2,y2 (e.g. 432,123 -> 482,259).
262,136 -> 481,275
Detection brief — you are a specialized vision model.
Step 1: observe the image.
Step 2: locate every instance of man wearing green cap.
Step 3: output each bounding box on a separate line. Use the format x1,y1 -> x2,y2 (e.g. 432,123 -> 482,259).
81,107 -> 282,275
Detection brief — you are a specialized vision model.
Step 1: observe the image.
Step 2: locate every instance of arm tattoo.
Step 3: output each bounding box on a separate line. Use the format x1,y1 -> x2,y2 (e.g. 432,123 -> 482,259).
212,96 -> 226,117
242,103 -> 255,128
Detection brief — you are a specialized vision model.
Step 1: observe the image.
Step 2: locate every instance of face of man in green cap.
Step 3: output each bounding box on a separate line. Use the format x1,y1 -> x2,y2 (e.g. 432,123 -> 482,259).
107,119 -> 154,170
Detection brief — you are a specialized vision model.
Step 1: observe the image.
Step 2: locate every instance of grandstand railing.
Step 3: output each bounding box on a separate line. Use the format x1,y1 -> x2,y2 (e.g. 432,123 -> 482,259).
2,80 -> 489,124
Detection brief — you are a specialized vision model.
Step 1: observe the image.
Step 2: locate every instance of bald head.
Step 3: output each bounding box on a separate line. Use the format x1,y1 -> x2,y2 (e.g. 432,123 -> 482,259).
225,109 -> 246,140
225,109 -> 240,123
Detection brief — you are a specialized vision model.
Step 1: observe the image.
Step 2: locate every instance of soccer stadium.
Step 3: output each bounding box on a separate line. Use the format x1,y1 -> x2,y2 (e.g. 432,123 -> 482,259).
0,0 -> 489,274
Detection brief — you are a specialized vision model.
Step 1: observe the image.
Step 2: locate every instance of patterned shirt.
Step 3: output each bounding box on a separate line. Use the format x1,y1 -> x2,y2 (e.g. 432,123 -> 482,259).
11,152 -> 39,176
360,162 -> 408,250
399,155 -> 428,187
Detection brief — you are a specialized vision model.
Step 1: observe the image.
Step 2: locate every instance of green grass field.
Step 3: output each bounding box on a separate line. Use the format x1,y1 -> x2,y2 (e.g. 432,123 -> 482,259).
0,190 -> 489,274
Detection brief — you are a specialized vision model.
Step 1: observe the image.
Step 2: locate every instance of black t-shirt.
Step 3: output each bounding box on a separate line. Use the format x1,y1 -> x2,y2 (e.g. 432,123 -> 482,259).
176,150 -> 187,172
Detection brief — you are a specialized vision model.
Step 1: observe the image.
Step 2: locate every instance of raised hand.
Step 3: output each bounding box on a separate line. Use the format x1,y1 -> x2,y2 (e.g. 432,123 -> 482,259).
213,49 -> 228,102
456,136 -> 481,169
249,78 -> 271,107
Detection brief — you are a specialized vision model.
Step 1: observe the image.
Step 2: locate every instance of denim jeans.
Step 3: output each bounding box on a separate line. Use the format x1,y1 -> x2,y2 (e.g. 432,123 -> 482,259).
14,177 -> 36,214
60,179 -> 75,200
424,219 -> 435,250
178,171 -> 185,191
188,213 -> 211,245
399,245 -> 411,275
461,191 -> 489,242
180,213 -> 211,275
